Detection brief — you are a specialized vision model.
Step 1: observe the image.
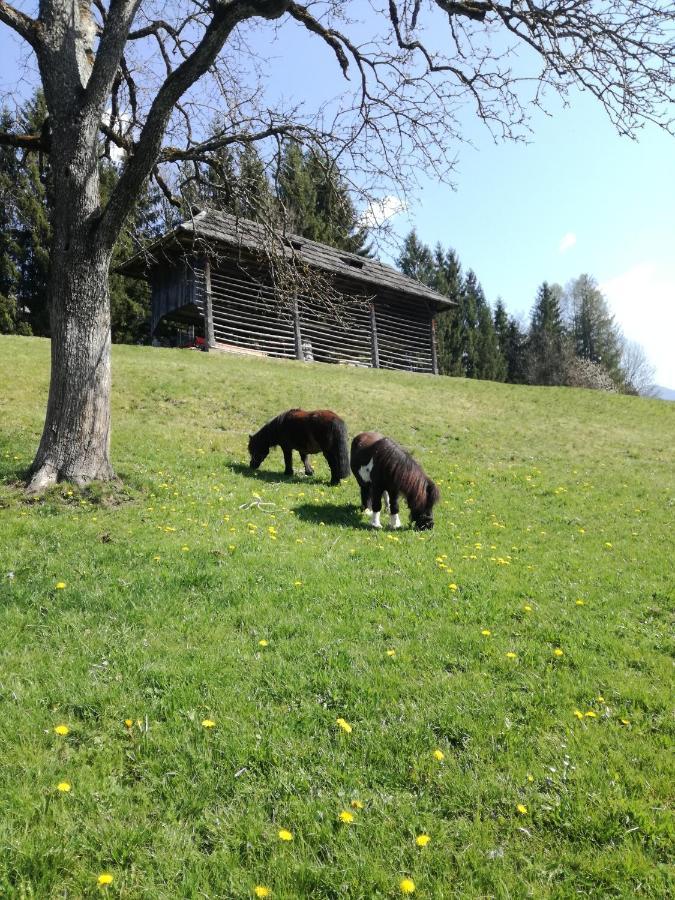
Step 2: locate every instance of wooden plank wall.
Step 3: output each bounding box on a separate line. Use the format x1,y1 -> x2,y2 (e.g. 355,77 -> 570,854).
150,261 -> 198,335
191,258 -> 436,373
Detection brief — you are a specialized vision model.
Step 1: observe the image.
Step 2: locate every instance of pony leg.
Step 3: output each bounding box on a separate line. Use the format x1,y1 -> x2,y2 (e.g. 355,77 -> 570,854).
282,446 -> 294,476
370,490 -> 384,528
388,491 -> 401,529
301,453 -> 314,476
359,481 -> 372,514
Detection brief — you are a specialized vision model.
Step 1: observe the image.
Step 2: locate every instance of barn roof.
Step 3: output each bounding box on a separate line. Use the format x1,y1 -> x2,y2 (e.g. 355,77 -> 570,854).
120,208 -> 454,311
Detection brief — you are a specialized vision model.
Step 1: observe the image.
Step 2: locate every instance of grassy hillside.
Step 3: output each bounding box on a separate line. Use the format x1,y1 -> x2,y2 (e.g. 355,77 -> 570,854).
1,335 -> 673,899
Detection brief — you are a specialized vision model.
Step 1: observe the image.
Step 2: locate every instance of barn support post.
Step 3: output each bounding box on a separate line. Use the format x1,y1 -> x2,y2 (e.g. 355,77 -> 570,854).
203,257 -> 216,349
292,297 -> 304,360
430,316 -> 439,375
370,302 -> 380,368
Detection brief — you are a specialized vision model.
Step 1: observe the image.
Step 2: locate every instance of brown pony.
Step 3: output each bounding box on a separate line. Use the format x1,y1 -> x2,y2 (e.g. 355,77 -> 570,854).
350,432 -> 440,530
248,409 -> 350,485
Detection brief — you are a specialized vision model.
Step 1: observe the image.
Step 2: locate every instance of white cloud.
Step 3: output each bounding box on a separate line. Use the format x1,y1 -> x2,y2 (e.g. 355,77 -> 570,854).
360,195 -> 406,228
559,232 -> 577,254
600,262 -> 675,389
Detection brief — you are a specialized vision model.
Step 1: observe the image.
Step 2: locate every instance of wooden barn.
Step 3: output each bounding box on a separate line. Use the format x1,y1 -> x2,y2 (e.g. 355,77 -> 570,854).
121,209 -> 453,374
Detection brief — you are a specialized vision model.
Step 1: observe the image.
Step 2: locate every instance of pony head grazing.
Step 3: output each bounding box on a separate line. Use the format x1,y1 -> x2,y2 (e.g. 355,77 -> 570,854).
248,431 -> 270,469
411,478 -> 440,530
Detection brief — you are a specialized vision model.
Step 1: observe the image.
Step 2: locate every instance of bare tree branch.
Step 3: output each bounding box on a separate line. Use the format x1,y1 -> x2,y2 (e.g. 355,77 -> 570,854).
0,0 -> 41,49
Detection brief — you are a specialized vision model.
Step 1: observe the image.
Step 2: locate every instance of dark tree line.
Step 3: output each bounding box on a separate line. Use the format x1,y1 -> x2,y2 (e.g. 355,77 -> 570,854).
398,229 -> 648,395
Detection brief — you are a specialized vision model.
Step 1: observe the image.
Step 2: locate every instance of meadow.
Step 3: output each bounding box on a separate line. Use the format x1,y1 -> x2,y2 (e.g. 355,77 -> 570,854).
0,335 -> 673,899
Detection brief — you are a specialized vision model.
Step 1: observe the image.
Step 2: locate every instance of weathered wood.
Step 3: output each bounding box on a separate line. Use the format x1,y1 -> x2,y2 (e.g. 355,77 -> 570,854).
370,302 -> 380,368
430,317 -> 439,375
292,297 -> 304,360
203,256 -> 216,348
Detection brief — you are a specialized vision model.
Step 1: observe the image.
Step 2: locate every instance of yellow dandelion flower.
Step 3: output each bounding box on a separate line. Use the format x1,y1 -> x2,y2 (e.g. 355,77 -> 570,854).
604,542 -> 613,548
259,639 -> 269,647
54,724 -> 69,736
527,774 -> 534,783
481,629 -> 491,636
597,696 -> 605,702
339,810 -> 354,824
584,711 -> 597,718
55,582 -> 66,590
553,648 -> 564,657
97,873 -> 114,886
620,718 -> 630,726
575,599 -> 586,606
57,781 -> 71,792
293,580 -> 302,586
448,583 -> 458,591
432,749 -> 445,761
574,710 -> 584,719
201,719 -> 216,728
416,834 -> 431,847
386,649 -> 396,657
516,803 -> 528,815
254,887 -> 272,899
336,717 -> 352,734
523,605 -> 532,612
152,555 -> 161,561
351,799 -> 364,810
124,718 -> 133,728
278,829 -> 293,842
181,545 -> 190,551
506,652 -> 517,660
400,878 -> 416,894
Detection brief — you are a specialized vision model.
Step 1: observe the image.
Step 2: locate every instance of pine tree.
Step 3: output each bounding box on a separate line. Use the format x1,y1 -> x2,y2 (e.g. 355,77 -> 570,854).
397,231 -> 435,284
527,281 -> 568,385
564,274 -> 623,385
101,162 -> 163,344
432,244 -> 463,375
0,109 -> 22,334
276,141 -> 370,254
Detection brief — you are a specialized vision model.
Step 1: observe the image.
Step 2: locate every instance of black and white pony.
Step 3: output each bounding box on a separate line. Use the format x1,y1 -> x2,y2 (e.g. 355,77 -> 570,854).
248,408 -> 350,485
350,432 -> 440,530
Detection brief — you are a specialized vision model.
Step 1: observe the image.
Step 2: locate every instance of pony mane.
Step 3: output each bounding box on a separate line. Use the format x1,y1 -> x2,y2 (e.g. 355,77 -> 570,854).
374,439 -> 438,515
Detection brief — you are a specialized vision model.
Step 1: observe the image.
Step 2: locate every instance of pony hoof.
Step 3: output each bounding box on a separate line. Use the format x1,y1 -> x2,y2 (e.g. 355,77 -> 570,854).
371,521 -> 382,529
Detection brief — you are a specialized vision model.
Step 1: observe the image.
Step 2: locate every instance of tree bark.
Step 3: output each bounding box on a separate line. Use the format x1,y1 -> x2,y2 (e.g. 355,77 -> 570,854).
27,98 -> 115,492
27,244 -> 115,491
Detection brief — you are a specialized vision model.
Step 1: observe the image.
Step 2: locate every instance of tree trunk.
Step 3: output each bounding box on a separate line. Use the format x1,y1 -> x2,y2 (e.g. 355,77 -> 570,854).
27,243 -> 115,492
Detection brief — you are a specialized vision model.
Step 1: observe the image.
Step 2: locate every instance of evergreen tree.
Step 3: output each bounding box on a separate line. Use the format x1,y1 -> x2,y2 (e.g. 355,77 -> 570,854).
276,140 -> 371,254
432,244 -> 463,375
563,274 -> 623,385
0,109 -> 22,333
527,281 -> 568,385
235,144 -> 274,222
474,287 -> 503,381
101,162 -> 163,343
397,230 -> 435,284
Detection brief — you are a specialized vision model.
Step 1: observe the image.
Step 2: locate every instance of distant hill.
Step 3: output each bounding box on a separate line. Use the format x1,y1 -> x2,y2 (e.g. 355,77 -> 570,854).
655,385 -> 675,401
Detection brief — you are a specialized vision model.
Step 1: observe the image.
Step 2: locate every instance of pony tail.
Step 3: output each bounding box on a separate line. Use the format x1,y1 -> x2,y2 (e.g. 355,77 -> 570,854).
334,418 -> 350,479
427,479 -> 440,509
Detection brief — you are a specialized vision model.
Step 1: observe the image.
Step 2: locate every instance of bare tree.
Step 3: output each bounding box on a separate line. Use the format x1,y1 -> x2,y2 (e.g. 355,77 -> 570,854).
0,1 -> 673,490
620,339 -> 657,396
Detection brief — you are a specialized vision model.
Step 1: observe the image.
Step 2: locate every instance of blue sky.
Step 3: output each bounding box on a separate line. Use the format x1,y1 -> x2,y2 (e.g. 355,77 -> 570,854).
1,7 -> 673,386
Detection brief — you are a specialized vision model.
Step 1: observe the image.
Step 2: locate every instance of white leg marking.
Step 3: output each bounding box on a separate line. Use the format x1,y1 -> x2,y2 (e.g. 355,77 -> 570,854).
371,510 -> 382,528
382,490 -> 390,512
358,459 -> 374,483
364,507 -> 373,516
389,513 -> 401,529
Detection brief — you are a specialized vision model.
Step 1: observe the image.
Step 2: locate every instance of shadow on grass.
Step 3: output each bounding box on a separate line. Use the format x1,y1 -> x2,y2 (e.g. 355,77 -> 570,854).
227,461 -> 338,487
291,501 -> 369,529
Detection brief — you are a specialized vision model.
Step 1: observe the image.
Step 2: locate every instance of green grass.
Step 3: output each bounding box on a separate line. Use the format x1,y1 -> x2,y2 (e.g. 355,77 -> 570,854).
0,335 -> 673,899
